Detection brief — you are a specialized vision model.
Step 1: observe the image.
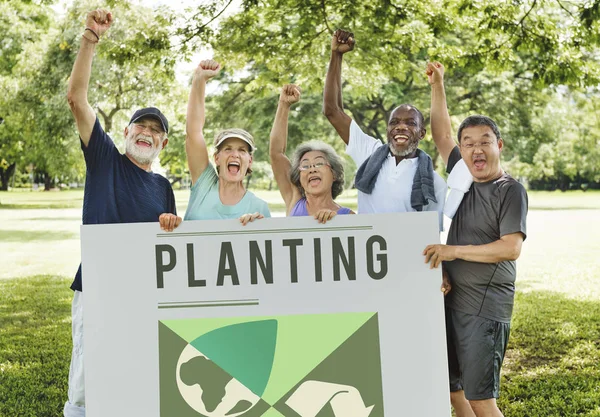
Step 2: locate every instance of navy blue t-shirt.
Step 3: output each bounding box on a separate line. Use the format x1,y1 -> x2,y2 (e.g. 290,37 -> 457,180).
71,118 -> 176,291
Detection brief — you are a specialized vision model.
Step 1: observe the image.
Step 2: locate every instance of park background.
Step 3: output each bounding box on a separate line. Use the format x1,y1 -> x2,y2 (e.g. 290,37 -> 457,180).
1,0 -> 599,416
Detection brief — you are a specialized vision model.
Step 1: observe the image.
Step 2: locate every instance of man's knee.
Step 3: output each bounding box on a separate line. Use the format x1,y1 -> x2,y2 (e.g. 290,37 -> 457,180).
450,390 -> 476,417
468,398 -> 502,417
450,390 -> 467,406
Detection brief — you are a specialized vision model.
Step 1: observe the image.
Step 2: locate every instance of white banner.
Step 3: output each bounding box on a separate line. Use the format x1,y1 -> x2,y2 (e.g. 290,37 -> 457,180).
81,212 -> 450,417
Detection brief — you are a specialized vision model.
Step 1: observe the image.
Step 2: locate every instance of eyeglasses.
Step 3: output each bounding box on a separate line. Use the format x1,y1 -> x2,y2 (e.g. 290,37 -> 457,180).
461,141 -> 494,149
299,161 -> 330,171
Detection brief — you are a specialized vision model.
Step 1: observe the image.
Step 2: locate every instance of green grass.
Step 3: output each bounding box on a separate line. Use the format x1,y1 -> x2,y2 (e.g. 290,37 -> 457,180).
0,190 -> 599,416
500,291 -> 600,416
526,190 -> 600,210
0,190 -> 88,210
0,276 -> 72,417
3,188 -> 600,211
0,229 -> 78,242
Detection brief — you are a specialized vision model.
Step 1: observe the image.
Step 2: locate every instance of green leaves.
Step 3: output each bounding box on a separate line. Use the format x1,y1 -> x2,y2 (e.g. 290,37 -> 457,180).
172,0 -> 600,185
0,0 -> 185,190
2,0 -> 600,189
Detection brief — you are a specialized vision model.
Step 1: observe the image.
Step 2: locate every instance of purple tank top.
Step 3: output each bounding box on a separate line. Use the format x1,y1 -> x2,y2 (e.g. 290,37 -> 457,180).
289,198 -> 352,216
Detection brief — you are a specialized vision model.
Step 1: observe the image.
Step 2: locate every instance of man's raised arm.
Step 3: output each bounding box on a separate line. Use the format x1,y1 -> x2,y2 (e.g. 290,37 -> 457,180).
66,9 -> 112,147
426,62 -> 456,165
323,29 -> 355,144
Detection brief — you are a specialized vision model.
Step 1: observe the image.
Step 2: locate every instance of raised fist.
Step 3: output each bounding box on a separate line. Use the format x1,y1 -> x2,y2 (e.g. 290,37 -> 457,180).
279,84 -> 301,106
85,9 -> 113,38
426,62 -> 445,86
194,59 -> 221,82
331,29 -> 355,54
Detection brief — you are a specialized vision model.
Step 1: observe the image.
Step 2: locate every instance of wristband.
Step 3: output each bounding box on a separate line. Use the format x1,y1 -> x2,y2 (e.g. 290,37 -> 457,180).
84,27 -> 100,41
82,33 -> 98,44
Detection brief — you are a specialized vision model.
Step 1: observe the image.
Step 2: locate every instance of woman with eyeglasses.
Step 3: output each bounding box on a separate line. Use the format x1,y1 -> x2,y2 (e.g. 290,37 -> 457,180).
269,84 -> 354,223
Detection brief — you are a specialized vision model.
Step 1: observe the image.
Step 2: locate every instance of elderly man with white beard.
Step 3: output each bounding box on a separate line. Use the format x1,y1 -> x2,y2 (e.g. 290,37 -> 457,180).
64,9 -> 176,417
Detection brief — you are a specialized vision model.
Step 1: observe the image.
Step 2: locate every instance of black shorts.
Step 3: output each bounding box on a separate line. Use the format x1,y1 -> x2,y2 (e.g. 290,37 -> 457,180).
446,308 -> 510,400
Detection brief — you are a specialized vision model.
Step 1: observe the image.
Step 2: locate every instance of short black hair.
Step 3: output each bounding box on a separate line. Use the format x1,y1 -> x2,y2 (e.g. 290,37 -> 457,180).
457,115 -> 501,142
388,104 -> 425,128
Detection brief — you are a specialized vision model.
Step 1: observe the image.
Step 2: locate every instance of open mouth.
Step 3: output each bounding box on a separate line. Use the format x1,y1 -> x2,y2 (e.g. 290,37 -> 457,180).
136,138 -> 152,148
473,158 -> 487,170
393,134 -> 409,144
308,175 -> 321,186
227,161 -> 240,175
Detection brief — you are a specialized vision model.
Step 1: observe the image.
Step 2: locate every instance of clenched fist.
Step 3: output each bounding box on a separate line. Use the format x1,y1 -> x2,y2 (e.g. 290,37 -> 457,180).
279,84 -> 301,106
159,213 -> 182,232
426,62 -> 445,86
331,29 -> 355,54
85,9 -> 113,39
194,59 -> 221,83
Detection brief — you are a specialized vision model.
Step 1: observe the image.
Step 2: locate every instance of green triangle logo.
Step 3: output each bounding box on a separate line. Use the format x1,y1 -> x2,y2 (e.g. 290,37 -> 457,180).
274,314 -> 383,416
158,322 -> 272,416
159,312 -> 379,414
259,312 -> 375,404
190,320 -> 277,397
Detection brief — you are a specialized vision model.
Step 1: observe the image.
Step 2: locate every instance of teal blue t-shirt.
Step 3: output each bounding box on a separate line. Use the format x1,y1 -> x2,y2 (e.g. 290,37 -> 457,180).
184,163 -> 271,220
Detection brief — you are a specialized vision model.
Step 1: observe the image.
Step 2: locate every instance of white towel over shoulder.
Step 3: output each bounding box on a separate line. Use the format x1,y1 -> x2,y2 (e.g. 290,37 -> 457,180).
444,159 -> 473,219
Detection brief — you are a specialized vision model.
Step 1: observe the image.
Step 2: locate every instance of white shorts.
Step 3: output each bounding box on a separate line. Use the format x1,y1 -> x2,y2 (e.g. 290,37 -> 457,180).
63,290 -> 85,417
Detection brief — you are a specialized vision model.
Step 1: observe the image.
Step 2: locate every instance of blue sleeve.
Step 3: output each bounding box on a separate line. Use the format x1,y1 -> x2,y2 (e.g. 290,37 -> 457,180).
167,184 -> 177,216
80,117 -> 118,171
184,164 -> 219,220
191,164 -> 218,193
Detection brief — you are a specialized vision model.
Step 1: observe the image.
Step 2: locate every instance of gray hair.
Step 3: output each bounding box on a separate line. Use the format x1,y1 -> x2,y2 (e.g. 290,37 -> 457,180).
290,141 -> 345,199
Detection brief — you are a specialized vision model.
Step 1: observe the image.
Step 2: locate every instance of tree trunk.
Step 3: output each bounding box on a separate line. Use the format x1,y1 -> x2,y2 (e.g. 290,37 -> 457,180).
0,162 -> 16,191
43,172 -> 54,191
558,177 -> 569,192
98,105 -> 121,134
104,115 -> 113,133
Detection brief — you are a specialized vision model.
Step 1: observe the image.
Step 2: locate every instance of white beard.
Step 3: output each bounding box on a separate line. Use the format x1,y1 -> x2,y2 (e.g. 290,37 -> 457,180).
389,140 -> 418,157
125,132 -> 161,166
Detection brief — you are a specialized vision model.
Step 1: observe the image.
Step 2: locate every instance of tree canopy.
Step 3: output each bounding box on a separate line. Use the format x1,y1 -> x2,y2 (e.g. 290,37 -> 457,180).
0,0 -> 184,190
178,0 -> 600,189
1,0 -> 599,191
